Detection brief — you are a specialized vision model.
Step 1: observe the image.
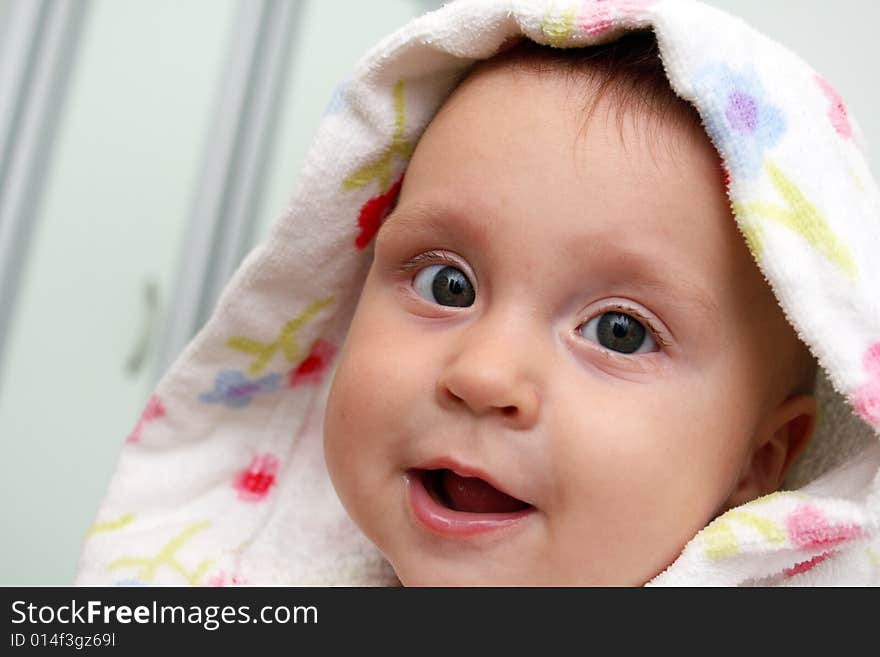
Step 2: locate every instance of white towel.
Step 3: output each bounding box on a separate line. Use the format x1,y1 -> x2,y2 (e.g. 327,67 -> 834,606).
76,0 -> 880,586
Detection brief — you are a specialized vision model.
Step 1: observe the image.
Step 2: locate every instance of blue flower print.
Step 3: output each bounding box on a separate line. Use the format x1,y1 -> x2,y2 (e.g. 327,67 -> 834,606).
199,370 -> 281,408
114,578 -> 145,586
323,77 -> 349,117
691,63 -> 786,179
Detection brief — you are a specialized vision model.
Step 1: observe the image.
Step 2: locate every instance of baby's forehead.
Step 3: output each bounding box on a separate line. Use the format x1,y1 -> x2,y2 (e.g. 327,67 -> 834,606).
438,51 -> 722,221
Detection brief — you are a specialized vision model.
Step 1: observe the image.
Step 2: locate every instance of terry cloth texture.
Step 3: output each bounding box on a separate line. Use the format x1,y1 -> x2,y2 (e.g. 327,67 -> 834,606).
77,0 -> 880,586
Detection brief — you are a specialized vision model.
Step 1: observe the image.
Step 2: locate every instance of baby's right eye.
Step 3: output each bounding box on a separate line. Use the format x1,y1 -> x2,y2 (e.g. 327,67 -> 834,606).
413,265 -> 475,307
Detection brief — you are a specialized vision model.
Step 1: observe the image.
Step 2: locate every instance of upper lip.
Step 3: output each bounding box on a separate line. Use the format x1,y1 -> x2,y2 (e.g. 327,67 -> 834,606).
412,456 -> 534,508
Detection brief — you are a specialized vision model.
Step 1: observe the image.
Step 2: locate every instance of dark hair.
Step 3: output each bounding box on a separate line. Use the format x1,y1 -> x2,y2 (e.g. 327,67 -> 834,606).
481,30 -> 704,148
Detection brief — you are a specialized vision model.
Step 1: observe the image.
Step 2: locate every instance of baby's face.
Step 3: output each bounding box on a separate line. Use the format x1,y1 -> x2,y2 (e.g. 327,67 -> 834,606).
324,62 -> 800,585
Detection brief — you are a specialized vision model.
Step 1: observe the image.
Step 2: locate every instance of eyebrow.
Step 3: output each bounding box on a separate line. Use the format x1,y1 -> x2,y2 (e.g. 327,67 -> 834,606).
569,239 -> 723,322
377,201 -> 721,325
377,201 -> 483,244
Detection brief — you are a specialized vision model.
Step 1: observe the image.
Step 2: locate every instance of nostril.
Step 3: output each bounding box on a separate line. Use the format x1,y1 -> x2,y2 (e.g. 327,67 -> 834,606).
501,406 -> 517,416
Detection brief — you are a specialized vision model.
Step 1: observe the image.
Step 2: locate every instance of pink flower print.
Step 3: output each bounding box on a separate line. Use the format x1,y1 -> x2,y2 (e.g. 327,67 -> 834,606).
784,552 -> 830,579
288,339 -> 337,388
355,175 -> 403,250
577,0 -> 656,38
853,342 -> 880,426
203,571 -> 248,587
233,453 -> 279,502
785,504 -> 864,551
578,0 -> 613,38
814,74 -> 852,140
126,394 -> 165,444
203,572 -> 226,587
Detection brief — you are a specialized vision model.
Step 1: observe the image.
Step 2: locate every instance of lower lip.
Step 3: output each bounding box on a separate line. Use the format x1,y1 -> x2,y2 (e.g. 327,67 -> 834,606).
406,469 -> 536,538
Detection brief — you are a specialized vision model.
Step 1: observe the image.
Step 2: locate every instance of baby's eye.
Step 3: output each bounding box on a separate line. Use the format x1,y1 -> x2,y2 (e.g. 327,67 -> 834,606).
412,264 -> 475,307
577,311 -> 657,354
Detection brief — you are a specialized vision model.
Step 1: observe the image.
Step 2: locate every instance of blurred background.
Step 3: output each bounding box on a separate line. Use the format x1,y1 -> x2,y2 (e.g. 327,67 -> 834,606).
0,0 -> 878,585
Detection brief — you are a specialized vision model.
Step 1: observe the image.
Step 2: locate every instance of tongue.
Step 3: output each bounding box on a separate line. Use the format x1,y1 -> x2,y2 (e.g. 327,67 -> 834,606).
441,470 -> 529,513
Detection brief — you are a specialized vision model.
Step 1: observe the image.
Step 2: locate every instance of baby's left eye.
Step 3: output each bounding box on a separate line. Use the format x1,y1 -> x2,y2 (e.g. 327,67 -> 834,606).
577,311 -> 658,354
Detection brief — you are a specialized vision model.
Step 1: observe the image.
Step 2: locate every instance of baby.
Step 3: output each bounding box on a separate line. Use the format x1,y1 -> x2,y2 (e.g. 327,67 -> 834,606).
80,0 -> 880,589
322,32 -> 818,586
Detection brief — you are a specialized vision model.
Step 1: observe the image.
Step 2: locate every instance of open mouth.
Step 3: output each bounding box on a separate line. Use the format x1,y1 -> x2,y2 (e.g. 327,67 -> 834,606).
417,468 -> 532,514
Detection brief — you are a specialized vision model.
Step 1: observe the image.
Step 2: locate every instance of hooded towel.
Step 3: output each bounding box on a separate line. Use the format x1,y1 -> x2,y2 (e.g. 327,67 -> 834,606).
76,0 -> 880,586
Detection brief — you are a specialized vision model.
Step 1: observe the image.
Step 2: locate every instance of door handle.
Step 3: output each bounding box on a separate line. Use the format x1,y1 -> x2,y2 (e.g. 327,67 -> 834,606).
124,278 -> 160,376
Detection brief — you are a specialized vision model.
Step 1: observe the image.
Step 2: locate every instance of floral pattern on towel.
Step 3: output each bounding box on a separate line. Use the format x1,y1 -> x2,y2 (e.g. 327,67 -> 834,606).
578,0 -> 657,37
701,493 -> 869,580
199,370 -> 281,408
233,453 -> 279,503
105,521 -> 213,585
541,0 -> 657,46
323,77 -> 349,117
226,297 -> 334,376
202,571 -> 247,587
853,342 -> 880,426
342,79 -> 409,250
731,160 -> 856,280
692,63 -> 786,180
289,338 -> 337,388
126,394 -> 165,444
785,504 -> 865,550
342,80 -> 411,196
540,3 -> 576,46
814,74 -> 852,140
354,174 -> 403,250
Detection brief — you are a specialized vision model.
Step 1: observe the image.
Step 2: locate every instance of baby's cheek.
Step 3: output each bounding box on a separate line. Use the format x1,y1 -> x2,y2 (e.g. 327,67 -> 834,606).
323,332 -> 415,549
323,317 -> 406,477
323,367 -> 358,489
325,326 -> 375,423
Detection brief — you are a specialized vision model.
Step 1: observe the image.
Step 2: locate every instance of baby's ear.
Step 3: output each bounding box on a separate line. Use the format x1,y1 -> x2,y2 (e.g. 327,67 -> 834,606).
723,394 -> 817,510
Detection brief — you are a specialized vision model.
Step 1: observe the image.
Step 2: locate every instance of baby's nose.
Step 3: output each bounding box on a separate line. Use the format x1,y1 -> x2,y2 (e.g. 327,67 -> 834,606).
435,322 -> 541,430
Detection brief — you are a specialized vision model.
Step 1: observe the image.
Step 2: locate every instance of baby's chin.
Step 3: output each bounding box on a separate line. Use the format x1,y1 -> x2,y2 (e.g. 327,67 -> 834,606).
384,534 -> 686,586
386,554 -> 616,587
392,566 -> 634,587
